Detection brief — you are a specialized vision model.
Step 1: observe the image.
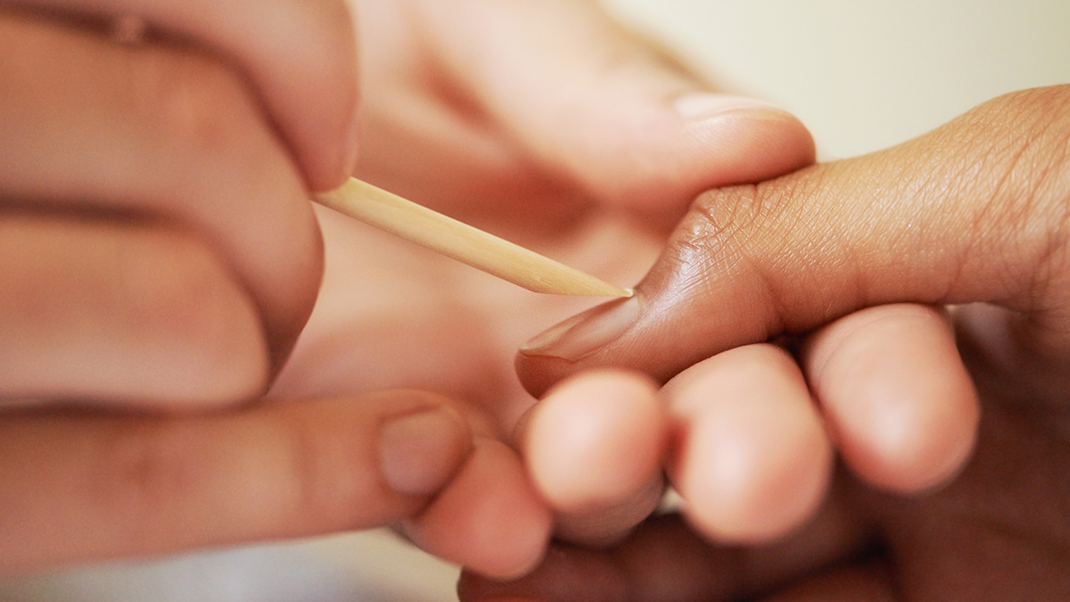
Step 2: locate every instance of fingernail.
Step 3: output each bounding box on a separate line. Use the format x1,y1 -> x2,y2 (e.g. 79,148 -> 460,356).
380,407 -> 469,496
673,92 -> 784,123
520,296 -> 640,361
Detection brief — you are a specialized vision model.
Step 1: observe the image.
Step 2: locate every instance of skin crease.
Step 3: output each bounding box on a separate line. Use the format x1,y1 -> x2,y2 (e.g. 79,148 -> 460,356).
460,86 -> 1070,600
0,0 -> 816,578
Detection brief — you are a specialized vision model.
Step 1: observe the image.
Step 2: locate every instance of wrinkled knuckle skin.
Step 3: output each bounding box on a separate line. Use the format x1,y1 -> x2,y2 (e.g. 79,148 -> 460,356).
652,183 -> 781,299
684,185 -> 762,256
945,87 -> 1070,310
636,170 -> 827,361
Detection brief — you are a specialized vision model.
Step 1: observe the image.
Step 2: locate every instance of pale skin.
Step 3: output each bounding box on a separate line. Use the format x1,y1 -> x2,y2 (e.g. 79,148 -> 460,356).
460,86 -> 1070,600
0,0 -> 814,578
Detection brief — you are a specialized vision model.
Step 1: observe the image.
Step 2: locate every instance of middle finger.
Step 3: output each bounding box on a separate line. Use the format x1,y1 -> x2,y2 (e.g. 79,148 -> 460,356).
664,343 -> 833,544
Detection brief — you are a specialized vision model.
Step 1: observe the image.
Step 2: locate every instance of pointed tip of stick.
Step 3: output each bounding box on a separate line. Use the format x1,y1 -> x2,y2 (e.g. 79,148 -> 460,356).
318,178 -> 636,298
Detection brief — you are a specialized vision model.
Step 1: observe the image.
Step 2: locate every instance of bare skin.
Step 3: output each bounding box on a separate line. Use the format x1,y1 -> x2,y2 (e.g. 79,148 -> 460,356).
0,0 -> 813,577
460,86 -> 1070,600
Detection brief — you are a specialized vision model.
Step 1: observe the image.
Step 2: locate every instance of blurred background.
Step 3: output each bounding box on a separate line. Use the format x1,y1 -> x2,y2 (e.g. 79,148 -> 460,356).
2,0 -> 1067,600
611,0 -> 1070,160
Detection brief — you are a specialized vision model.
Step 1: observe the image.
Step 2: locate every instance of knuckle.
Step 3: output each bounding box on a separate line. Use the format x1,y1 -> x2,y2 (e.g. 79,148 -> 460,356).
669,173 -> 821,331
683,185 -> 764,259
129,49 -> 261,161
94,418 -> 206,547
673,182 -> 788,290
682,173 -> 814,265
941,87 -> 1070,303
115,229 -> 269,404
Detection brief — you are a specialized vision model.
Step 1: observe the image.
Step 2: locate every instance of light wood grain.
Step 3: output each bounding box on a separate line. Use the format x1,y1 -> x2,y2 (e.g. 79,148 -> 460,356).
315,178 -> 633,297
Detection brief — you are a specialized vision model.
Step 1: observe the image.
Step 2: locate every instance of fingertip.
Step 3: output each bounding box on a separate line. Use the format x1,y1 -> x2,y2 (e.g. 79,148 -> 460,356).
250,0 -> 362,193
292,58 -> 361,192
846,381 -> 979,495
804,304 -> 980,494
525,369 -> 665,512
667,346 -> 833,544
597,94 -> 816,225
521,369 -> 666,546
576,100 -> 818,228
680,104 -> 816,188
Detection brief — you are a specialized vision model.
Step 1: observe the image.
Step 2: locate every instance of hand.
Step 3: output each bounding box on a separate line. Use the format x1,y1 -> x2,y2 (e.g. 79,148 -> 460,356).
0,0 -> 358,390
458,85 -> 1070,599
0,0 -> 442,575
270,0 -> 814,578
349,0 -> 814,228
457,85 -> 1070,598
511,87 -> 1070,547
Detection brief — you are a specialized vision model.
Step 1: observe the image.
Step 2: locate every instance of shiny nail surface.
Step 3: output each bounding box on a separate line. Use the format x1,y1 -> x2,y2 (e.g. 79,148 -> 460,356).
673,92 -> 783,122
520,296 -> 640,362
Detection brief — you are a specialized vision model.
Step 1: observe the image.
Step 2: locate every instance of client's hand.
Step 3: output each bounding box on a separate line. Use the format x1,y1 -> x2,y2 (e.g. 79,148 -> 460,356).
460,86 -> 1070,599
0,0 -> 365,573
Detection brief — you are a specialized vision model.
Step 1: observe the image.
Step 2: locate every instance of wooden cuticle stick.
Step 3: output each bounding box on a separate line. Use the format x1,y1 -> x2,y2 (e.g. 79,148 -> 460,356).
314,178 -> 633,298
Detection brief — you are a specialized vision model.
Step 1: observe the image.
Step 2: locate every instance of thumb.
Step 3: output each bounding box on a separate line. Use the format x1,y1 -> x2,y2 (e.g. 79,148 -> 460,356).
415,0 -> 814,223
517,85 -> 1070,394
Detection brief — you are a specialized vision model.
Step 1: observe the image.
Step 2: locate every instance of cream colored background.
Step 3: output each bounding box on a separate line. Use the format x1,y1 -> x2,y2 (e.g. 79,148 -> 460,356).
609,0 -> 1070,159
2,1 -> 1067,600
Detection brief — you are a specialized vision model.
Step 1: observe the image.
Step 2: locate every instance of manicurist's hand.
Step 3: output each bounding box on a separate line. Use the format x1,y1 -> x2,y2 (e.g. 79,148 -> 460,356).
0,0 -> 478,576
458,85 -> 1070,600
1,0 -> 359,396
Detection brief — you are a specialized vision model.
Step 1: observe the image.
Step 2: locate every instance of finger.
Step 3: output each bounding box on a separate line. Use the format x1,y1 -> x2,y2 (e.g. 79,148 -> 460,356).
410,0 -> 814,223
0,214 -> 266,409
517,86 -> 1070,394
8,0 -> 360,189
664,344 -> 832,543
520,370 -> 666,546
0,13 -> 323,367
399,437 -> 553,580
0,392 -> 471,575
801,304 -> 979,493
